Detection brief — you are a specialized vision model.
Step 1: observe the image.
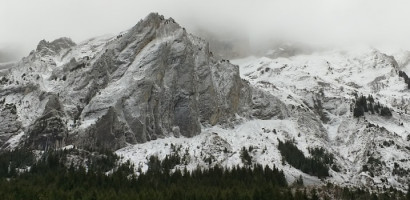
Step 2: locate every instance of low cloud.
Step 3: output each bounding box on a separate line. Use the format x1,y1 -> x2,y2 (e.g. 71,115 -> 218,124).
2,0 -> 410,59
0,44 -> 24,63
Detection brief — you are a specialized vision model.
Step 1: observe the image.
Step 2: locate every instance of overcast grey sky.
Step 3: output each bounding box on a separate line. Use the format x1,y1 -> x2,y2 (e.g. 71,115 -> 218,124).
2,0 -> 410,60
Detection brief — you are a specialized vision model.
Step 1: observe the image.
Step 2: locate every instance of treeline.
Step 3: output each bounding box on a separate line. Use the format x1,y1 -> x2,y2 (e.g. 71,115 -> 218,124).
309,147 -> 340,172
278,140 -> 330,178
0,149 -> 409,200
0,149 -> 291,200
0,148 -> 35,177
353,94 -> 392,118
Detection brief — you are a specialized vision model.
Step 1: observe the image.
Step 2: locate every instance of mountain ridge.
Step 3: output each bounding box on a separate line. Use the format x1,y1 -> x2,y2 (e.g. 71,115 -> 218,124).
1,13 -> 410,192
0,13 -> 284,151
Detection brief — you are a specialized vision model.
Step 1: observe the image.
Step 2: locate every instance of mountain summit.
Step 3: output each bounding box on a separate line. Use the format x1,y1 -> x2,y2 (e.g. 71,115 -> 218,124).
0,13 -> 284,151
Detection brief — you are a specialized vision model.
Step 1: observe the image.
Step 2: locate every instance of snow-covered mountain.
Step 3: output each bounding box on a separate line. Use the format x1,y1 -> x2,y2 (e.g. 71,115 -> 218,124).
117,47 -> 410,191
1,13 -> 410,192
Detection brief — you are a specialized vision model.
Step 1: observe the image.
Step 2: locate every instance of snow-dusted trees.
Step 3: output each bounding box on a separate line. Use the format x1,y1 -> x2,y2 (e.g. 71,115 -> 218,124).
240,147 -> 252,166
353,95 -> 391,118
277,139 -> 329,178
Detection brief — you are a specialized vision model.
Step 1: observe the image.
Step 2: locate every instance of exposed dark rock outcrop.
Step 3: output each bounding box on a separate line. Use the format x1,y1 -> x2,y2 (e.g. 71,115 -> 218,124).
36,37 -> 76,56
25,94 -> 68,150
0,103 -> 21,149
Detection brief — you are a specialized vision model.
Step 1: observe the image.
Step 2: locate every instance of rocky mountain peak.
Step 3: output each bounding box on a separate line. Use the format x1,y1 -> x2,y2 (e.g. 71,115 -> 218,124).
0,13 -> 285,152
36,37 -> 76,56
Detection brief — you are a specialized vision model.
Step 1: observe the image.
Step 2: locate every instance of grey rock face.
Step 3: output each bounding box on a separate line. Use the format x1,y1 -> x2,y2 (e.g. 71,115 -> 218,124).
297,111 -> 327,140
251,88 -> 289,120
0,13 -> 288,151
75,107 -> 128,150
36,37 -> 76,57
72,13 -> 252,147
0,102 -> 21,149
24,94 -> 68,150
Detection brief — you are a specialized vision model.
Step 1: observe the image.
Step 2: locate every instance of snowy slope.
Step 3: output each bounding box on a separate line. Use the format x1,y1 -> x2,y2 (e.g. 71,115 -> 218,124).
116,47 -> 410,191
117,119 -> 322,186
231,49 -> 410,190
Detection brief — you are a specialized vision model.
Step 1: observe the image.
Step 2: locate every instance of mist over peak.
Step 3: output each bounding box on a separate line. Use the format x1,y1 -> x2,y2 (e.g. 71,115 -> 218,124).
0,44 -> 24,63
2,0 -> 410,60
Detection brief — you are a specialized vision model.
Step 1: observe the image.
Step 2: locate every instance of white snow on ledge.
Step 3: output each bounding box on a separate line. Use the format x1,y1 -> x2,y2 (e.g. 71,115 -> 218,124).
4,131 -> 24,150
116,119 -> 323,186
